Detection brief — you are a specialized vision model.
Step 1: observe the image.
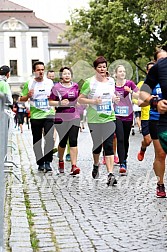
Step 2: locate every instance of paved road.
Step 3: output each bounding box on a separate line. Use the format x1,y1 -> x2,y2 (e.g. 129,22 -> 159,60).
4,124 -> 167,252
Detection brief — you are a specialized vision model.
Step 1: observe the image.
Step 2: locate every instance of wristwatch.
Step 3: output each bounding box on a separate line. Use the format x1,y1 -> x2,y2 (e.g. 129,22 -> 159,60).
149,96 -> 162,111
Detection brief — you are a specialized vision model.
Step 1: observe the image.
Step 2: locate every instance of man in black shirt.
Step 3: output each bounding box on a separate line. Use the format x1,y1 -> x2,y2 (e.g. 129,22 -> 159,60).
140,57 -> 167,153
139,56 -> 167,198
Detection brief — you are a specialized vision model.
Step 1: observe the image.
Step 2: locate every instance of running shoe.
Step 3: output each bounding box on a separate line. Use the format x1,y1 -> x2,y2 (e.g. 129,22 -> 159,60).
58,160 -> 64,173
102,156 -> 106,165
137,150 -> 145,161
107,173 -> 117,186
70,165 -> 80,175
38,164 -> 45,171
65,153 -> 71,162
114,156 -> 119,164
45,162 -> 52,172
132,129 -> 135,136
156,184 -> 166,198
92,164 -> 99,179
119,163 -> 127,174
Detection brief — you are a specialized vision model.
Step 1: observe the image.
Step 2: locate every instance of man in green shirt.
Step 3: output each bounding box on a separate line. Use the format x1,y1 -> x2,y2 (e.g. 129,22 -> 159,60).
19,61 -> 54,172
0,65 -> 13,104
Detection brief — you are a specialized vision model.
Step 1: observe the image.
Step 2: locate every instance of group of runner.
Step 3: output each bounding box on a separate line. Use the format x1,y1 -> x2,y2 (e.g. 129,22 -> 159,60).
18,51 -> 167,197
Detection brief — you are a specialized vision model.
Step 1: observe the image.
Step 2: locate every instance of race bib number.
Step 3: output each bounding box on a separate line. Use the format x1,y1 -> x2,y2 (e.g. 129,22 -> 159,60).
97,101 -> 112,115
115,106 -> 129,116
34,99 -> 48,109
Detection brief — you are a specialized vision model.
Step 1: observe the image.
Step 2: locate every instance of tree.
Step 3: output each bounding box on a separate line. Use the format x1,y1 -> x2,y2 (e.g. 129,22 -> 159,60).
65,0 -> 167,76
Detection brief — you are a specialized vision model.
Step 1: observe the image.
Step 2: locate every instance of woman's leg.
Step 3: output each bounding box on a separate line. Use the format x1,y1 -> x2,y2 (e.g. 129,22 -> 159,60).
56,123 -> 69,161
68,123 -> 80,166
115,118 -> 125,164
103,133 -> 114,173
123,121 -> 133,161
68,120 -> 80,175
88,123 -> 103,165
102,122 -> 117,186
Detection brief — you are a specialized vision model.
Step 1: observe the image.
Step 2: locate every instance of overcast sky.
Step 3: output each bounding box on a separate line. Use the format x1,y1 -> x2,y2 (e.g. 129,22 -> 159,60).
11,0 -> 89,23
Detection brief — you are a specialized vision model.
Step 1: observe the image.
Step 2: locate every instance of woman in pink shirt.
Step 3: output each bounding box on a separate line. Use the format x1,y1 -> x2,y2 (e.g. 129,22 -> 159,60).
114,65 -> 139,174
49,67 -> 80,175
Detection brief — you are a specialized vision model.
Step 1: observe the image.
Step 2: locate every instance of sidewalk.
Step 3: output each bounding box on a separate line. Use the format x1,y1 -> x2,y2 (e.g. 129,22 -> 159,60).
4,124 -> 167,252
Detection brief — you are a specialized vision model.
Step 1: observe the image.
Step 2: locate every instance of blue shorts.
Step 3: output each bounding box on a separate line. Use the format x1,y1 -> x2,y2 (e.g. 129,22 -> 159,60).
141,120 -> 150,136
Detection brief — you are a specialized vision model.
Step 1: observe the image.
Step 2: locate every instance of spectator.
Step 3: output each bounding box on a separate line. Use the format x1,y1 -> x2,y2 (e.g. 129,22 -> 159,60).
0,65 -> 13,105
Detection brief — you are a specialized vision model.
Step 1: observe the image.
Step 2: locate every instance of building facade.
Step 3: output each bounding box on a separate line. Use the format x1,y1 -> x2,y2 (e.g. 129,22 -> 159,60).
0,0 -> 69,96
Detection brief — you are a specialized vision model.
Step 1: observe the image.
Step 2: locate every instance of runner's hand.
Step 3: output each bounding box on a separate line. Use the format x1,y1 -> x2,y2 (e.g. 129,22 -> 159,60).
157,99 -> 167,114
94,97 -> 102,105
61,99 -> 69,106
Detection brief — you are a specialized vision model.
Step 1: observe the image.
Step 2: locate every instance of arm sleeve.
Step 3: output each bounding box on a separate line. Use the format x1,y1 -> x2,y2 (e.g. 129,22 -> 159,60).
131,81 -> 139,92
49,86 -> 57,101
21,82 -> 29,96
2,82 -> 13,104
80,79 -> 90,96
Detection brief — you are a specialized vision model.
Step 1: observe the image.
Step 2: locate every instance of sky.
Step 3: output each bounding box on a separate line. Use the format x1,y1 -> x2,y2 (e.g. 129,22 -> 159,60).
11,0 -> 90,23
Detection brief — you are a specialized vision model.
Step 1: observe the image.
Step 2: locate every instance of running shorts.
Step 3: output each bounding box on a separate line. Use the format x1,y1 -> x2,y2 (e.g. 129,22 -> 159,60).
149,120 -> 158,140
141,120 -> 150,136
158,129 -> 167,154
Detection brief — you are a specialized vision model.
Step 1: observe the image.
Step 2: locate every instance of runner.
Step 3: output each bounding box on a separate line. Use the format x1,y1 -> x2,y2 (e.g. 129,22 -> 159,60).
78,56 -> 118,186
135,62 -> 154,161
49,66 -> 80,175
19,61 -> 54,172
139,49 -> 167,197
114,65 -> 139,174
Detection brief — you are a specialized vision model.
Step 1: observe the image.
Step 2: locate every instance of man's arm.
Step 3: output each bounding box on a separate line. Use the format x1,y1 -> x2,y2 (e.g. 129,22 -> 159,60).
138,64 -> 159,107
157,99 -> 167,113
138,87 -> 152,107
19,81 -> 34,102
19,95 -> 28,102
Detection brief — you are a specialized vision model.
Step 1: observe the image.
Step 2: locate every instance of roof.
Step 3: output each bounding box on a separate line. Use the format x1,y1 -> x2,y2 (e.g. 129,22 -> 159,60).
0,0 -> 69,44
0,12 -> 49,28
39,20 -> 69,44
0,0 -> 48,28
0,0 -> 31,11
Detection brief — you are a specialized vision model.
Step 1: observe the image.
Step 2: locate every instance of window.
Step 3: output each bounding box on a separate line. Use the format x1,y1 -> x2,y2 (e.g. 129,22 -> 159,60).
10,60 -> 17,75
9,37 -> 16,48
31,36 -> 38,47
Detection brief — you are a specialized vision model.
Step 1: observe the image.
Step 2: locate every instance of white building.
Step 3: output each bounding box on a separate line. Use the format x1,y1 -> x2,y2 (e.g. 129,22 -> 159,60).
0,0 -> 69,97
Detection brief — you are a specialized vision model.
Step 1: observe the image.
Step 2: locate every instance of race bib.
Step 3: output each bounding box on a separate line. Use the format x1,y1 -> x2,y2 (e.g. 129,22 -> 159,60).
97,101 -> 112,115
34,98 -> 48,109
115,106 -> 129,116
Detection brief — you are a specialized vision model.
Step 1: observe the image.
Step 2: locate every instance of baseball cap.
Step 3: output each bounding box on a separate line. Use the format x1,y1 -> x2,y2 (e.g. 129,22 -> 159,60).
0,65 -> 10,75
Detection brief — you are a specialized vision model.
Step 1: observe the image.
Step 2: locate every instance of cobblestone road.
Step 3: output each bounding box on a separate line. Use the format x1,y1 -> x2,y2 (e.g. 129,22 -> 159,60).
4,124 -> 167,252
